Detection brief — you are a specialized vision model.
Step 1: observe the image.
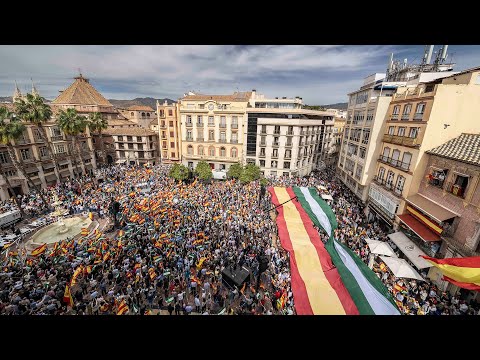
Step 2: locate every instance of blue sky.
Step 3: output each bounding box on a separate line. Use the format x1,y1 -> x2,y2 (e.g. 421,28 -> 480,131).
1,45 -> 479,104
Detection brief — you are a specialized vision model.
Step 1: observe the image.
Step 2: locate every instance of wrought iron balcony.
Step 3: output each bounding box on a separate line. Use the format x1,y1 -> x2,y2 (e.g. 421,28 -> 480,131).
378,155 -> 410,172
382,134 -> 419,147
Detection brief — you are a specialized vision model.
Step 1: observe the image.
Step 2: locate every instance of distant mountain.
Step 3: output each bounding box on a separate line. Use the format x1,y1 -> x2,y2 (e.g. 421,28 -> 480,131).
108,97 -> 176,109
321,102 -> 348,110
0,96 -> 12,103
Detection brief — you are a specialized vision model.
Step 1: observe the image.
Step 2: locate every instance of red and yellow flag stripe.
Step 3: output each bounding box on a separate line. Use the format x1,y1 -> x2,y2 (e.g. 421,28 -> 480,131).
421,255 -> 480,290
269,187 -> 358,315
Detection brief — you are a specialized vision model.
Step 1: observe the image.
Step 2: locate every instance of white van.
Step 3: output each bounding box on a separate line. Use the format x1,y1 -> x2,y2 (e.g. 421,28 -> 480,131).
0,210 -> 22,229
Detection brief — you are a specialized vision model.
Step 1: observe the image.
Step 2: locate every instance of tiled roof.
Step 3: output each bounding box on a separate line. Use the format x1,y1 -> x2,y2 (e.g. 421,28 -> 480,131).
127,105 -> 155,111
52,75 -> 113,106
426,133 -> 480,167
105,127 -> 157,136
107,119 -> 137,126
149,119 -> 159,126
181,91 -> 252,102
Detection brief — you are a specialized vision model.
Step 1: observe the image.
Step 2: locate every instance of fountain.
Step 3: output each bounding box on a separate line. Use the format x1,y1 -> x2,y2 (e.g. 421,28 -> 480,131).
57,218 -> 69,234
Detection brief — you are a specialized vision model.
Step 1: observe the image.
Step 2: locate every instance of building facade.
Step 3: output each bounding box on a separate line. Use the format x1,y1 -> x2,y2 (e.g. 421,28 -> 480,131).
157,101 -> 181,163
118,105 -> 156,129
107,127 -> 159,166
326,117 -> 346,167
245,92 -> 334,177
178,92 -> 251,170
367,67 -> 480,228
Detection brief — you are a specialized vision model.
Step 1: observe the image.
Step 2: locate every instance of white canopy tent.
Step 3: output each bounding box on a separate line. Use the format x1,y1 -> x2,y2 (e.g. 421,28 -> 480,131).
318,185 -> 327,190
379,256 -> 425,281
387,232 -> 433,270
364,238 -> 397,257
321,194 -> 333,201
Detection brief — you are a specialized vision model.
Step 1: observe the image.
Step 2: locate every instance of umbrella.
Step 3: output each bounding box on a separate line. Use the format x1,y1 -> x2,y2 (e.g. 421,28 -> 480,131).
379,256 -> 424,281
365,238 -> 397,257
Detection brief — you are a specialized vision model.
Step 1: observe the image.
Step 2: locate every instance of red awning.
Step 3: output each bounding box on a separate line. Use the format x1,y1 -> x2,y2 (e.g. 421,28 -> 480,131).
397,214 -> 440,242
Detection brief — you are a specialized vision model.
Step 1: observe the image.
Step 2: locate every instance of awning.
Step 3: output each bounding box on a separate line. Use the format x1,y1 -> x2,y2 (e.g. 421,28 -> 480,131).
25,167 -> 39,174
59,160 -> 70,166
45,174 -> 57,182
379,256 -> 425,281
397,214 -> 440,242
368,203 -> 394,226
321,194 -> 333,200
406,194 -> 458,223
42,162 -> 55,169
387,232 -> 433,270
365,238 -> 397,257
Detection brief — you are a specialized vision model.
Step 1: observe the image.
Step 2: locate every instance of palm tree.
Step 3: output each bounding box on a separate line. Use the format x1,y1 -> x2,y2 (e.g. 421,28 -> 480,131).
57,108 -> 88,176
0,107 -> 48,209
14,93 -> 62,184
88,112 -> 108,164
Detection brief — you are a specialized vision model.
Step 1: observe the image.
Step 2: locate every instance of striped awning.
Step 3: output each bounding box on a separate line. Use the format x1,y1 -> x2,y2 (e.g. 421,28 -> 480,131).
397,214 -> 441,242
406,194 -> 457,223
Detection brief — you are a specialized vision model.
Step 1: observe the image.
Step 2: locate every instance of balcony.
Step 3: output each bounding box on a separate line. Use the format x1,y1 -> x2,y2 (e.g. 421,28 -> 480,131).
186,137 -> 193,142
445,181 -> 466,199
271,153 -> 279,159
260,142 -> 266,146
219,139 -> 227,144
285,142 -> 292,148
16,138 -> 31,145
208,122 -> 215,127
382,134 -> 419,147
197,122 -> 204,127
284,154 -> 292,159
378,155 -> 411,172
51,135 -> 64,141
260,129 -> 267,135
427,176 -> 445,188
197,137 -> 204,141
231,124 -> 238,129
160,122 -> 167,128
186,122 -> 193,128
401,114 -> 410,120
413,113 -> 424,121
391,114 -> 399,120
287,131 -> 294,136
230,139 -> 238,144
219,123 -> 227,129
272,142 -> 279,147
184,154 -> 239,162
259,153 -> 266,158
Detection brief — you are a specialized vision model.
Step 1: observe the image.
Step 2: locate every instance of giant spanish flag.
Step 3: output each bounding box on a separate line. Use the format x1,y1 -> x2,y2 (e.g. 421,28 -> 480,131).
269,187 -> 399,315
421,255 -> 480,291
31,243 -> 47,257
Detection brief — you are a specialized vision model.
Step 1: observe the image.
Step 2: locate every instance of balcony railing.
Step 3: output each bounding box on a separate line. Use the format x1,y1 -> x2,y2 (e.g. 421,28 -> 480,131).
271,153 -> 278,158
391,114 -> 399,120
382,134 -> 419,147
284,154 -> 291,159
378,155 -> 411,172
186,137 -> 193,141
51,135 -> 64,141
446,181 -> 466,199
272,142 -> 279,147
287,131 -> 294,136
260,142 -> 266,146
401,114 -> 410,120
197,122 -> 204,127
16,138 -> 31,145
285,143 -> 292,147
259,153 -> 266,158
413,113 -> 424,120
219,123 -> 227,128
230,139 -> 238,144
219,139 -> 227,143
186,122 -> 193,127
231,124 -> 238,129
197,137 -> 204,141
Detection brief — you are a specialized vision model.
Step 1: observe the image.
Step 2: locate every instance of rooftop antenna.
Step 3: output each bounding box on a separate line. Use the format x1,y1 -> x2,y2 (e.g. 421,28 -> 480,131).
426,45 -> 434,64
441,45 -> 448,63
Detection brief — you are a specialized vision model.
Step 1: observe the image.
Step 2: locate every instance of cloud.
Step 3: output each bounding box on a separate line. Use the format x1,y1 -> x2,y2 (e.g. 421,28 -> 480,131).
0,45 -> 479,104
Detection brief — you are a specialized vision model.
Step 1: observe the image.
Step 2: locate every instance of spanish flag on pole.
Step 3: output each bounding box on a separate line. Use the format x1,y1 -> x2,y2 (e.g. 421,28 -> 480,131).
117,300 -> 129,315
31,243 -> 47,257
63,283 -> 74,308
421,255 -> 480,291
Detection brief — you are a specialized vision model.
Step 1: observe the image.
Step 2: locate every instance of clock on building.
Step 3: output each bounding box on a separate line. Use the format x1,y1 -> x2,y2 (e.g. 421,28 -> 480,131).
208,103 -> 214,110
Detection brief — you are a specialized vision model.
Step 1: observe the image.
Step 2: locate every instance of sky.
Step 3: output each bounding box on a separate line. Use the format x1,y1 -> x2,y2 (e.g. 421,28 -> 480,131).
1,45 -> 479,105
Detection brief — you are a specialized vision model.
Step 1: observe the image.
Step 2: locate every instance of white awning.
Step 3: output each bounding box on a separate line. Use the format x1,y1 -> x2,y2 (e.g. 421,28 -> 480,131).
365,238 -> 397,257
387,232 -> 433,270
379,256 -> 425,281
321,194 -> 333,200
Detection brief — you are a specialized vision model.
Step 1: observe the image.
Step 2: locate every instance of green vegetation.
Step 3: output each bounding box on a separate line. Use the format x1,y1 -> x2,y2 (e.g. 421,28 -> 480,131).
239,163 -> 261,184
227,162 -> 243,179
195,161 -> 212,181
169,163 -> 189,181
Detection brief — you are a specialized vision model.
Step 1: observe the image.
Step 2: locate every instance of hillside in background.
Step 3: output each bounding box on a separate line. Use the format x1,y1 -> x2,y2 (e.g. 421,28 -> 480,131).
108,97 -> 175,109
0,96 -> 12,103
321,102 -> 348,110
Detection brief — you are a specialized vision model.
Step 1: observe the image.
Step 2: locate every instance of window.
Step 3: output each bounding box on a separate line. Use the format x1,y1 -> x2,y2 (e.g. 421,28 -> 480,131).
378,167 -> 386,180
39,147 -> 48,158
162,151 -> 167,158
388,126 -> 395,135
197,116 -> 203,125
171,152 -> 175,158
401,152 -> 412,170
285,149 -> 291,158
0,152 -> 10,164
391,149 -> 400,166
197,129 -> 203,140
428,168 -> 448,187
272,149 -> 278,158
409,127 -> 419,138
170,142 -> 175,148
260,136 -> 266,146
131,112 -> 135,117
168,110 -> 173,116
397,127 -> 406,137
198,146 -> 204,155
34,129 -> 42,141
188,162 -> 193,169
273,137 -> 279,146
271,160 -> 278,168
382,147 -> 390,159
169,121 -> 174,127
260,160 -> 265,167
232,116 -> 238,129
287,126 -> 293,135
402,104 -> 412,119
220,147 -> 226,157
56,144 -> 66,154
162,141 -> 167,148
448,174 -> 469,198
355,165 -> 363,180
261,125 -> 267,133
127,136 -> 133,142
138,144 -> 143,150
366,109 -> 374,123
128,143 -> 134,150
361,129 -> 370,145
137,136 -> 142,142
392,105 -> 400,116
359,147 -> 366,159
274,125 -> 280,135
187,145 -> 193,155
208,130 -> 215,141
260,148 -> 266,156
395,175 -> 405,195
141,112 -> 146,117
51,127 -> 61,137
424,84 -> 435,93
146,113 -> 150,117
231,147 -> 237,158
159,110 -> 165,117
220,116 -> 226,127
386,171 -> 395,189
284,161 -> 290,169
231,132 -> 238,143
208,116 -> 214,126
209,146 -> 215,156
187,130 -> 193,140
170,131 -> 174,137
186,115 -> 192,125
220,131 -> 226,142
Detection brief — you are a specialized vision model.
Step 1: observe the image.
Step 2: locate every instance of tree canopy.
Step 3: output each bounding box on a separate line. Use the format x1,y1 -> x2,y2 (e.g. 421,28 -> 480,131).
239,163 -> 261,184
195,161 -> 212,181
169,163 -> 189,181
227,162 -> 243,179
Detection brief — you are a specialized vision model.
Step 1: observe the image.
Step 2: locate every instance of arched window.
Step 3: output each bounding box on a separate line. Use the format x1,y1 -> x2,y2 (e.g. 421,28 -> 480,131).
220,147 -> 226,157
187,145 -> 193,155
141,112 -> 146,117
147,113 -> 150,117
131,112 -> 134,117
198,145 -> 204,155
209,146 -> 215,156
231,147 -> 237,158
378,167 -> 386,180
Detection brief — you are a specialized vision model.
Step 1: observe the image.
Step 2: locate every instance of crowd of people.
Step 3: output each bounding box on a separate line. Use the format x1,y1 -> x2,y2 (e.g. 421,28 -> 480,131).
0,164 -> 294,315
0,163 -> 478,315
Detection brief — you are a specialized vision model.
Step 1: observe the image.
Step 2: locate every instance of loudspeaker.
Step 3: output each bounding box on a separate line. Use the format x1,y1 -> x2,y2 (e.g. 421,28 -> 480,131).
222,266 -> 250,289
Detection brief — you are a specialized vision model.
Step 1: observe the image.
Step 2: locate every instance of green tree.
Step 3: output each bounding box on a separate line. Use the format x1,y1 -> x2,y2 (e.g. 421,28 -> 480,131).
87,112 -> 108,164
0,107 -> 48,209
57,108 -> 88,176
14,93 -> 62,184
260,177 -> 269,187
169,163 -> 189,181
239,163 -> 261,184
227,162 -> 243,179
195,160 -> 212,181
